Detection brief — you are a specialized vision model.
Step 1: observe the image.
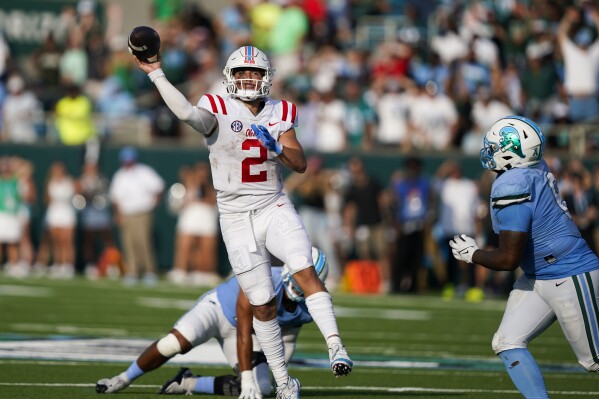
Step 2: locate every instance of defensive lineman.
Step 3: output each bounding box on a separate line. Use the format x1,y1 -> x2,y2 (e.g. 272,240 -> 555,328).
132,45 -> 352,399
450,116 -> 599,398
96,248 -> 329,398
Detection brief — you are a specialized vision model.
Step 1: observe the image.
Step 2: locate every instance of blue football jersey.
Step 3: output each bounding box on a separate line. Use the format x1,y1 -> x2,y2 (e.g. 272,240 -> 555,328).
216,267 -> 313,327
490,160 -> 599,279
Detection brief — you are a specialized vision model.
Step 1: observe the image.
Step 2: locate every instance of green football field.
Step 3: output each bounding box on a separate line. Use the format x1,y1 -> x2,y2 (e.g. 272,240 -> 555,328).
0,276 -> 596,399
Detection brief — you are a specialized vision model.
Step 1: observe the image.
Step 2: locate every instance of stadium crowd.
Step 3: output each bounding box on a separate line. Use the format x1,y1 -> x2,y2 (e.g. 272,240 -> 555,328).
2,0 -> 599,300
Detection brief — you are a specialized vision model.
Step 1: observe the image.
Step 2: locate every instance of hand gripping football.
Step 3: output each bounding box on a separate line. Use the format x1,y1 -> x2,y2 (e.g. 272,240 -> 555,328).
128,26 -> 161,63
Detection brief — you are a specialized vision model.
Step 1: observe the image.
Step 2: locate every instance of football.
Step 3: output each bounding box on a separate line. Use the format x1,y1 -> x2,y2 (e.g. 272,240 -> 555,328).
127,25 -> 161,63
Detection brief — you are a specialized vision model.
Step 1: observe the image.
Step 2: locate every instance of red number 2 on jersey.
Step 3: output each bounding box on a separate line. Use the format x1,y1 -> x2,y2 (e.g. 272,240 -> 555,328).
241,139 -> 267,182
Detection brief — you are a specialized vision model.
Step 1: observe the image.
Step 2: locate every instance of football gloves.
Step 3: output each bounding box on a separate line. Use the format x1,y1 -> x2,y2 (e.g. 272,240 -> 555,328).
239,370 -> 262,399
449,234 -> 479,264
251,124 -> 283,156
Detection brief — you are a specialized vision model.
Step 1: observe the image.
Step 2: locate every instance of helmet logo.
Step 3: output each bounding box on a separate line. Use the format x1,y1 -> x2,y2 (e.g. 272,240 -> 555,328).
243,46 -> 256,64
498,126 -> 525,158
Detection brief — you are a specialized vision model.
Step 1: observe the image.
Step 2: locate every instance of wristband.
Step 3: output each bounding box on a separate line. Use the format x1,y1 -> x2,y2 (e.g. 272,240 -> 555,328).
148,68 -> 166,83
240,370 -> 254,381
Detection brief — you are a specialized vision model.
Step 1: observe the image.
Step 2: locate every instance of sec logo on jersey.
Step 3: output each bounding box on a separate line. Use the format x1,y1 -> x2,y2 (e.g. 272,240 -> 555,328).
231,120 -> 243,132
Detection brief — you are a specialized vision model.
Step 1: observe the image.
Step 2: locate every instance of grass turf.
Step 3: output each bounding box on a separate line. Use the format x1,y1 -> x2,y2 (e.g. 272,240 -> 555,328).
0,276 -> 596,398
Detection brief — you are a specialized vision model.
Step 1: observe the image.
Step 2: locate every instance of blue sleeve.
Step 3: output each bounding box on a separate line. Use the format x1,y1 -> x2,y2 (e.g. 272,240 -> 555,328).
495,203 -> 532,232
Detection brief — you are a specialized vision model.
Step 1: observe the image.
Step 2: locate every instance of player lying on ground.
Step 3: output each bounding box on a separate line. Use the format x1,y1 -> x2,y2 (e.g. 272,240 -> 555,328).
96,247 -> 329,398
450,116 -> 599,399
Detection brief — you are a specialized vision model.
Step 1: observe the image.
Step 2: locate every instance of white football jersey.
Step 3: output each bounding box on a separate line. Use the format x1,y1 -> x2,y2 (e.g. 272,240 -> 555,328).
198,94 -> 298,213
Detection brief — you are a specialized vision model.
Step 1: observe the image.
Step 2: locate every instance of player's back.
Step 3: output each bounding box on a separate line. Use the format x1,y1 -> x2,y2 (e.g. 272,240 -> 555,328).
491,160 -> 599,279
197,94 -> 297,214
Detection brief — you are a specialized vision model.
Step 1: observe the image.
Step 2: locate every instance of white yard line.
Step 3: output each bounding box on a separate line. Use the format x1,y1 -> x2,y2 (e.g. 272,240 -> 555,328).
0,382 -> 596,396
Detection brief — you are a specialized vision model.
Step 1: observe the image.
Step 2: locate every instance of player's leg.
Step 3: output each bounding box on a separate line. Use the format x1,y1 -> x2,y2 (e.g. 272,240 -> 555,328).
97,290 -> 222,393
96,329 -> 191,394
492,275 -> 554,398
265,202 -> 352,377
544,270 -> 599,372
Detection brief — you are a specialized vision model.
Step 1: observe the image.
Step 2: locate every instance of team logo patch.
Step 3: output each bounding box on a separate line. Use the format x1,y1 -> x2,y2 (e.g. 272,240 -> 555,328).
498,126 -> 525,158
231,120 -> 243,132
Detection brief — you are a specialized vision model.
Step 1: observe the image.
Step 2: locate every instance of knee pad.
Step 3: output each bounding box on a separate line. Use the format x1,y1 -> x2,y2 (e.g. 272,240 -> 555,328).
246,289 -> 275,307
492,332 -> 526,354
156,333 -> 181,358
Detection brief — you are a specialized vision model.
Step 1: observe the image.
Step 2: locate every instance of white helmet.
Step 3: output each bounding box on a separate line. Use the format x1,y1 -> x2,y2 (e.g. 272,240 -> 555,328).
480,116 -> 545,172
223,46 -> 274,102
282,247 -> 329,302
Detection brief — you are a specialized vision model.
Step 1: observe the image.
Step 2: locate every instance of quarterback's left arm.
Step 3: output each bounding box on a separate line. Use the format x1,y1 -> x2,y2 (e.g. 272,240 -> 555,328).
277,128 -> 307,173
251,124 -> 307,173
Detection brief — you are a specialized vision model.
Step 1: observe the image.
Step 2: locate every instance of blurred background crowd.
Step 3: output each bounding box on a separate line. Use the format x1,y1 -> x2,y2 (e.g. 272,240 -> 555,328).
2,0 -> 599,301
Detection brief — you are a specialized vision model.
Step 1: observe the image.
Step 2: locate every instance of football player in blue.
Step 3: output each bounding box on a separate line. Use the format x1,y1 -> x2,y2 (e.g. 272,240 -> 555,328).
96,247 -> 328,399
450,116 -> 599,398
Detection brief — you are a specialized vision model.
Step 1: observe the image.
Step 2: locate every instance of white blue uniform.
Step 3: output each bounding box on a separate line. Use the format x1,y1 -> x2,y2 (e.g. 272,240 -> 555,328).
490,159 -> 599,372
173,267 -> 311,369
490,160 -> 599,279
217,268 -> 313,328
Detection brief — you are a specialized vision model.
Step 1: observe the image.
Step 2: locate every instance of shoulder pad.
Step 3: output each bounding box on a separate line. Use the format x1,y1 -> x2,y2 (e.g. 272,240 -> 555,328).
491,171 -> 532,209
279,100 -> 298,126
199,94 -> 228,115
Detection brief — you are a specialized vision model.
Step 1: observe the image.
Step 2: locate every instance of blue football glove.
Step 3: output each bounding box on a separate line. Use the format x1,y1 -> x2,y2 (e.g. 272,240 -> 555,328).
251,124 -> 283,156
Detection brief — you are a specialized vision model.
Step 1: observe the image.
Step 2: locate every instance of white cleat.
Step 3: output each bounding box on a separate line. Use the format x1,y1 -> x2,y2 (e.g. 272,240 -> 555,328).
275,376 -> 301,399
95,373 -> 130,393
159,367 -> 195,395
329,343 -> 353,377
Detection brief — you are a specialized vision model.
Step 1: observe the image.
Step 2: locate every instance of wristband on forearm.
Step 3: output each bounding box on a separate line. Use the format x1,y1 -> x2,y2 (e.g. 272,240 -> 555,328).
148,68 -> 165,83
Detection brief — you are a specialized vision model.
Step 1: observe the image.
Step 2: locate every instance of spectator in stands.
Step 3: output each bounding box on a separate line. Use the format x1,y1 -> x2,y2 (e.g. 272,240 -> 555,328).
522,45 -> 560,124
314,87 -> 347,153
76,161 -> 114,276
167,162 -> 219,287
343,79 -> 376,151
214,0 -> 252,67
109,147 -> 164,286
408,80 -> 458,150
54,83 -> 96,146
461,85 -> 514,154
374,79 -> 412,151
285,155 -> 342,288
249,0 -> 282,51
0,157 -> 26,278
434,160 -> 483,301
2,74 -> 43,143
44,161 -> 77,279
31,32 -> 63,110
563,165 -> 598,253
268,0 -> 309,82
390,156 -> 433,293
342,156 -> 391,293
85,31 -> 111,100
59,26 -> 89,88
14,157 -> 37,274
96,76 -> 136,137
558,6 -> 599,123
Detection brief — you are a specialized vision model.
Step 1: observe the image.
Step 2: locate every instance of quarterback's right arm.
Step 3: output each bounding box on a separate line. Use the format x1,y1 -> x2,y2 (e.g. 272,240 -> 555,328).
134,56 -> 217,136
